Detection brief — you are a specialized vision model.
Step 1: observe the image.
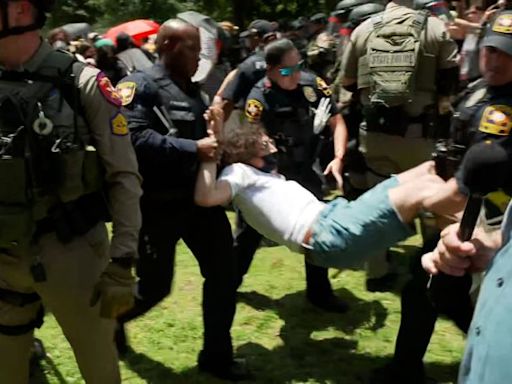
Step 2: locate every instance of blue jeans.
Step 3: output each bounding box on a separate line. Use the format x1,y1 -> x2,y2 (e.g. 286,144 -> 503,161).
307,177 -> 413,268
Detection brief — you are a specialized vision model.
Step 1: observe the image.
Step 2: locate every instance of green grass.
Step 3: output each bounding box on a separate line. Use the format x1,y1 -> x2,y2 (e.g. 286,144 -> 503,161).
33,225 -> 465,384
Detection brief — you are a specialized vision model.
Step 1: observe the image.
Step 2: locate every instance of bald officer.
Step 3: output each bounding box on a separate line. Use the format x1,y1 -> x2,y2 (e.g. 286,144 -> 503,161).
116,19 -> 248,381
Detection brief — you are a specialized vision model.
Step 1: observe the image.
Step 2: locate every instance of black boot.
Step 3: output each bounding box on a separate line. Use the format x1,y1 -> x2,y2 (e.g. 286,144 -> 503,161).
114,322 -> 129,358
198,351 -> 252,381
307,293 -> 350,313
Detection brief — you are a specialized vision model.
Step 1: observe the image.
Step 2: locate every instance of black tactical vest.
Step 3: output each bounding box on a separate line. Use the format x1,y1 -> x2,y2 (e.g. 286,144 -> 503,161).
144,66 -> 208,141
0,50 -> 103,248
262,82 -> 317,168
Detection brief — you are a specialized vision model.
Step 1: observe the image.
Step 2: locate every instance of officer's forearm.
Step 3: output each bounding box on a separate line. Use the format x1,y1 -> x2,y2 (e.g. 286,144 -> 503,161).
331,114 -> 348,159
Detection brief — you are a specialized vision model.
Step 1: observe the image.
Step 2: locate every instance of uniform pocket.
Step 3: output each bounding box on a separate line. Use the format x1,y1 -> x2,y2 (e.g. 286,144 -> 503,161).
82,223 -> 109,259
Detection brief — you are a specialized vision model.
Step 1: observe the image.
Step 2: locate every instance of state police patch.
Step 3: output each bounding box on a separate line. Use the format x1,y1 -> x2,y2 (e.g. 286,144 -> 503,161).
479,105 -> 512,136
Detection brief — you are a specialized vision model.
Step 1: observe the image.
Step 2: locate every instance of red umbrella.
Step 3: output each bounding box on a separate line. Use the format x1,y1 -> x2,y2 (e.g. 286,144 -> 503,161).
104,19 -> 160,46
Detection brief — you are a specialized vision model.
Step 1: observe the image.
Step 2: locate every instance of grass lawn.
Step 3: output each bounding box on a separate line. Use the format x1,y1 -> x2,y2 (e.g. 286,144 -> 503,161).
33,224 -> 465,384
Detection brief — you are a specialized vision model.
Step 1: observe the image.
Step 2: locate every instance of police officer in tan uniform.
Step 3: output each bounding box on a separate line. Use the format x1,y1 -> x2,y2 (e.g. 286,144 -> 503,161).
0,1 -> 142,383
339,0 -> 459,290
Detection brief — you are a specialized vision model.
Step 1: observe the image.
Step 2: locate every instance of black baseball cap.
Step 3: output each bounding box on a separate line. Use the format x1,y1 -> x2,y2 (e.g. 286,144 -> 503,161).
482,11 -> 512,56
240,19 -> 277,38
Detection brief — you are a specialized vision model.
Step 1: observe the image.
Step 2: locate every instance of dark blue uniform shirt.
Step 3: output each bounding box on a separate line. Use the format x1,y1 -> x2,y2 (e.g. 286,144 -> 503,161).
117,63 -> 208,199
223,51 -> 267,106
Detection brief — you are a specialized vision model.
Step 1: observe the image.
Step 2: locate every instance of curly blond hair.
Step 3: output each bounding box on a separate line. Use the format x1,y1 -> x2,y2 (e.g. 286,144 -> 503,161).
220,118 -> 266,165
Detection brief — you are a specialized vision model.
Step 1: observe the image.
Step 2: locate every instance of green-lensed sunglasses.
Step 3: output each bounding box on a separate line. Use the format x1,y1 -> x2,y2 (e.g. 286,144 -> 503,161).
279,60 -> 304,76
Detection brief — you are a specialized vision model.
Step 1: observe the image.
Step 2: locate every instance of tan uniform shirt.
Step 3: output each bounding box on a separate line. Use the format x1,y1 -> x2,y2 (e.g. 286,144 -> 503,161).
341,2 -> 459,116
16,42 -> 142,259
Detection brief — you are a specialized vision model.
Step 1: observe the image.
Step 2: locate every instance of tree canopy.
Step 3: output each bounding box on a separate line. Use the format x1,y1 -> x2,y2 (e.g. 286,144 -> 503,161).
48,0 -> 338,30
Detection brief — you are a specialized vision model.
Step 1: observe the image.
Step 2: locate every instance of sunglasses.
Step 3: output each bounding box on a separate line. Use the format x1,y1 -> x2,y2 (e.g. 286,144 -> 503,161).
279,60 -> 304,76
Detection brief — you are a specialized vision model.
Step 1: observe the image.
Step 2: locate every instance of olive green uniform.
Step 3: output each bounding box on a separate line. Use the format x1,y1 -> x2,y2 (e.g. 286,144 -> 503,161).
0,42 -> 142,384
306,31 -> 337,82
340,2 -> 459,277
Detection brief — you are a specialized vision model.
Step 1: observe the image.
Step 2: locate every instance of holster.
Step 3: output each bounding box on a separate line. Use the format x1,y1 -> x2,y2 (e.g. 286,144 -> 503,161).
36,192 -> 109,243
363,105 -> 409,136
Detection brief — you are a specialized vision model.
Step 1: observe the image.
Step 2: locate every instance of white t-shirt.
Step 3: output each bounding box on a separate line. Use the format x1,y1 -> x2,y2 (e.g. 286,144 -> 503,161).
219,163 -> 326,252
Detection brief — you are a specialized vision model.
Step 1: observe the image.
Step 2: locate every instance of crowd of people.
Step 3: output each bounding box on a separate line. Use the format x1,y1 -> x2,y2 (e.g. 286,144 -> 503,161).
1,0 -> 512,383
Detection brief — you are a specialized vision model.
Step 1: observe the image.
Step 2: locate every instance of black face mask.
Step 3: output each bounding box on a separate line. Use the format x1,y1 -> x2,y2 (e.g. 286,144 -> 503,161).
259,153 -> 278,173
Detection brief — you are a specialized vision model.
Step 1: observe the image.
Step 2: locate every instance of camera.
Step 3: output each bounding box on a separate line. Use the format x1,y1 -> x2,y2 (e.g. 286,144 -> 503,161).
432,139 -> 466,180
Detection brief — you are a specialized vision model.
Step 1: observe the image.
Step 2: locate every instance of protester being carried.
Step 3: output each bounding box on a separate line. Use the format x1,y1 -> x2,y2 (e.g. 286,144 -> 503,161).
195,109 -> 446,268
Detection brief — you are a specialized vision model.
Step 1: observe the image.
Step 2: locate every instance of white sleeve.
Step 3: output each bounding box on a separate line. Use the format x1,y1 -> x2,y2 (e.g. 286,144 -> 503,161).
219,164 -> 253,198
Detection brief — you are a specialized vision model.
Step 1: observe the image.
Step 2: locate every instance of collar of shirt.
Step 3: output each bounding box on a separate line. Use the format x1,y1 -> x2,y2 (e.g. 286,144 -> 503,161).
152,61 -> 202,95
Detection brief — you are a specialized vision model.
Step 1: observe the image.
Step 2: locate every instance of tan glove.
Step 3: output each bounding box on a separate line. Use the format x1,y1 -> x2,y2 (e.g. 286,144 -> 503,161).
438,96 -> 454,115
90,261 -> 135,319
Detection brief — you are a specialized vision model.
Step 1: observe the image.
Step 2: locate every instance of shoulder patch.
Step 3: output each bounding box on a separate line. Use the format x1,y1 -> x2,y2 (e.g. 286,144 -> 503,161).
493,14 -> 512,34
303,86 -> 317,103
97,72 -> 122,106
116,82 -> 137,106
246,99 -> 264,122
316,77 -> 332,96
479,105 -> 512,136
110,111 -> 129,136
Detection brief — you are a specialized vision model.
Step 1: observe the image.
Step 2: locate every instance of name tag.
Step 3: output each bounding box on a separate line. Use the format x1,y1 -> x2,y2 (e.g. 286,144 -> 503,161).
169,100 -> 190,108
369,52 -> 415,67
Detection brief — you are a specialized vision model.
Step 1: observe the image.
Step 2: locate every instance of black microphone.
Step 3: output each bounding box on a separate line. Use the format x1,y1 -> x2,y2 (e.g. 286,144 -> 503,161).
458,140 -> 510,241
426,140 -> 509,293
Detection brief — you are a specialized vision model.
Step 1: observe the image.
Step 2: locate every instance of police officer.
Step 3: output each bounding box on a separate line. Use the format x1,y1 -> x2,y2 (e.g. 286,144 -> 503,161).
220,19 -> 278,120
0,1 -> 142,383
241,38 -> 349,312
331,2 -> 385,141
306,13 -> 337,82
340,0 -> 459,291
420,11 -> 512,383
373,11 -> 512,383
115,19 -> 247,380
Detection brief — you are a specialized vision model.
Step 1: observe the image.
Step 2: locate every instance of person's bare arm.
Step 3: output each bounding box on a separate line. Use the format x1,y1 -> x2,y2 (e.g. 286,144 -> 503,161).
323,114 -> 348,190
423,177 -> 468,216
389,173 -> 446,223
194,161 -> 233,207
195,106 -> 232,207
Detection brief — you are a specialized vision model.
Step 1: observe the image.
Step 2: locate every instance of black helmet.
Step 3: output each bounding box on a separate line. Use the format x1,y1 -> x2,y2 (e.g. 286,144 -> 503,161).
336,0 -> 370,11
413,0 -> 441,9
332,0 -> 372,22
0,0 -> 54,39
348,3 -> 385,28
413,0 -> 453,21
310,13 -> 328,25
